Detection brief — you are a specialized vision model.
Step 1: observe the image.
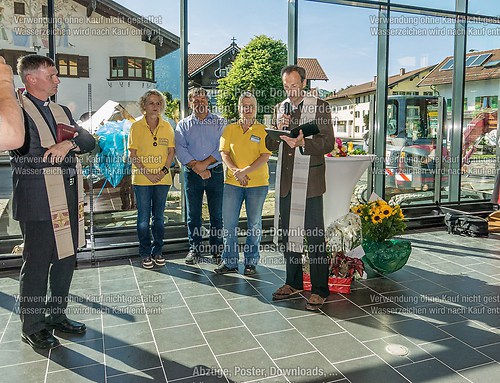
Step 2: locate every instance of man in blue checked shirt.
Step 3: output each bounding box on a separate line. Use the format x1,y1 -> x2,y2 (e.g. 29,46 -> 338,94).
175,88 -> 227,264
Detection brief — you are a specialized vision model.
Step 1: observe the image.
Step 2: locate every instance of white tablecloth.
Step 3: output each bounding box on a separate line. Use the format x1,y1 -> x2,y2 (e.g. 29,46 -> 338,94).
323,155 -> 375,226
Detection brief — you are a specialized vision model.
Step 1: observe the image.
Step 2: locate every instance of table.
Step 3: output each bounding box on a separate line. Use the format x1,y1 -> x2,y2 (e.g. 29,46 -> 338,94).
323,155 -> 375,226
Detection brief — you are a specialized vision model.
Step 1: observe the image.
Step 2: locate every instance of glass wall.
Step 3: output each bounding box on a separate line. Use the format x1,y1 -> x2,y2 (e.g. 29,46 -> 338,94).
460,20 -> 500,201
299,1 -> 378,214
2,0 -> 500,255
390,0 -> 455,11
82,0 -> 183,230
468,0 -> 500,16
186,0 -> 287,220
384,11 -> 454,205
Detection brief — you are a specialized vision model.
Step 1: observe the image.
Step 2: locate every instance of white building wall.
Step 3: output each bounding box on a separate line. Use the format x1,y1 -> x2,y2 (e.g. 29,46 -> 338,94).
1,0 -> 159,120
435,80 -> 500,112
330,99 -> 370,141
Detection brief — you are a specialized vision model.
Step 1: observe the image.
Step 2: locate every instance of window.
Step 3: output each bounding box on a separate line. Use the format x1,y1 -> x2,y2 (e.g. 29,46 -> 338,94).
0,49 -> 35,73
355,126 -> 360,133
42,5 -> 48,18
110,57 -> 154,81
447,98 -> 468,112
484,60 -> 500,68
475,96 -> 498,110
337,123 -> 347,133
145,60 -> 154,80
128,58 -> 142,78
468,53 -> 490,67
355,111 -> 360,118
111,58 -> 124,78
14,2 -> 25,15
56,54 -> 89,78
440,58 -> 454,71
423,91 -> 434,96
440,53 -> 492,70
393,91 -> 419,96
387,101 -> 398,136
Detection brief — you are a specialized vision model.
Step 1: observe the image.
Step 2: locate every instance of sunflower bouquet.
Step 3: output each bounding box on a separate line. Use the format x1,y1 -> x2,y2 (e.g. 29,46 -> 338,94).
351,199 -> 406,242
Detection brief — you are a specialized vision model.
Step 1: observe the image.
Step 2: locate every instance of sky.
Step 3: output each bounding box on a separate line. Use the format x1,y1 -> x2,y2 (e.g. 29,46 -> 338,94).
116,0 -> 500,92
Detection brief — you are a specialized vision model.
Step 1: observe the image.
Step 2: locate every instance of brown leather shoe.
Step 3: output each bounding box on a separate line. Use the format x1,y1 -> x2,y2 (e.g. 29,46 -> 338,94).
272,284 -> 303,300
305,294 -> 326,311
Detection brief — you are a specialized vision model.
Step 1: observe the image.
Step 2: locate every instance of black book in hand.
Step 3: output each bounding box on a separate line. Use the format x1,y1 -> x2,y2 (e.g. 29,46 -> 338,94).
265,122 -> 320,141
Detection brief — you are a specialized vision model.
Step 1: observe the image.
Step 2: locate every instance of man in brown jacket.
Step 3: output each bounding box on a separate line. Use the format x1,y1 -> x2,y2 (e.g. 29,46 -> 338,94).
266,65 -> 334,311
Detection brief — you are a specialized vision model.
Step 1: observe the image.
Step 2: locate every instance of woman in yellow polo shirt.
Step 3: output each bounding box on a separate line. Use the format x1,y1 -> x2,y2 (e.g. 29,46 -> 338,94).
215,92 -> 271,275
129,90 -> 175,269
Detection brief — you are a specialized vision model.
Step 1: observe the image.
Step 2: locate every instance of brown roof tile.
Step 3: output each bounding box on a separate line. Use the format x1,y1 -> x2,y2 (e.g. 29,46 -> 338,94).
297,58 -> 329,81
188,54 -> 217,75
418,48 -> 500,86
187,53 -> 329,81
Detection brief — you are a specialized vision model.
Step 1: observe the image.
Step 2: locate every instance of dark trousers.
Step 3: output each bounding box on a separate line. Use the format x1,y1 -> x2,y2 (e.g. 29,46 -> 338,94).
183,164 -> 224,255
280,193 -> 329,298
19,178 -> 78,335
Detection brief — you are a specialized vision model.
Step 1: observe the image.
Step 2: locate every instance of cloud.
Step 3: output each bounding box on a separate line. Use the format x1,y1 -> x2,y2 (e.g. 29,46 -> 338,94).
419,55 -> 429,67
397,56 -> 416,67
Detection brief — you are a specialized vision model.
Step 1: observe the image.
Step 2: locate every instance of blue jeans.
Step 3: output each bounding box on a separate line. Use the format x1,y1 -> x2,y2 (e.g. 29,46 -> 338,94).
134,185 -> 170,258
222,184 -> 268,268
183,164 -> 224,254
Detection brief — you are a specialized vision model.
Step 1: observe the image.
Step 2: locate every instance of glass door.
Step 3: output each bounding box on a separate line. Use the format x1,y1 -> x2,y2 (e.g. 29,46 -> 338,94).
384,96 -> 446,205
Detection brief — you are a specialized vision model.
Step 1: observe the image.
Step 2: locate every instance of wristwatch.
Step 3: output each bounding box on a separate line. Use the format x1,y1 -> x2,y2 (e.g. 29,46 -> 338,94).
69,138 -> 77,149
161,166 -> 169,174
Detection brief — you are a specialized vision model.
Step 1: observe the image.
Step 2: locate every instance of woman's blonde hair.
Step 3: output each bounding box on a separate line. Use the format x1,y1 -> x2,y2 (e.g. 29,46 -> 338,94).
139,89 -> 166,114
238,91 -> 257,119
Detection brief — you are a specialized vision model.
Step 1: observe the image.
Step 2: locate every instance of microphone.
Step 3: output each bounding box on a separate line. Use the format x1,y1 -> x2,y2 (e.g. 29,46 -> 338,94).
283,102 -> 291,130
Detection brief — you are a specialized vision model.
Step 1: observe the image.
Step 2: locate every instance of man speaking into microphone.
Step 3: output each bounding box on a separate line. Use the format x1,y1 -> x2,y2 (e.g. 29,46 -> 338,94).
265,65 -> 335,311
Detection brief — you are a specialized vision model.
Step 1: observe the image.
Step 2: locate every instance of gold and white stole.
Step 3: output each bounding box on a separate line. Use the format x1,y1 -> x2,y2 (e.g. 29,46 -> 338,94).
22,95 -> 85,259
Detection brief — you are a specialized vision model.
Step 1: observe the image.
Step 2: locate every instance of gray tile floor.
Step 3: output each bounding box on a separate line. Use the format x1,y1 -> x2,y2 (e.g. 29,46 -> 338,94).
0,228 -> 499,382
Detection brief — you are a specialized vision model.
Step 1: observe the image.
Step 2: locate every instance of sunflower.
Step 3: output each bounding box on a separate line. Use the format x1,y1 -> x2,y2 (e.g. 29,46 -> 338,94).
351,205 -> 362,215
352,199 -> 406,241
380,206 -> 392,218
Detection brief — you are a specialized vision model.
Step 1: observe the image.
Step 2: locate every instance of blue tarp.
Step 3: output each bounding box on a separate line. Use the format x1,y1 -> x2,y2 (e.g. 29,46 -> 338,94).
94,120 -> 132,188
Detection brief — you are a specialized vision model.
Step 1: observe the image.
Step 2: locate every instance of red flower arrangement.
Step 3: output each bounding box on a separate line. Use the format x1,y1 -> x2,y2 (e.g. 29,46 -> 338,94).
326,137 -> 348,157
304,252 -> 365,294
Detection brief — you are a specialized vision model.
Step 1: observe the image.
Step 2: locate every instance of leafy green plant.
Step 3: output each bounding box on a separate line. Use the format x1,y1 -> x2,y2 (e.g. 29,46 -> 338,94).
216,35 -> 287,121
330,252 -> 364,278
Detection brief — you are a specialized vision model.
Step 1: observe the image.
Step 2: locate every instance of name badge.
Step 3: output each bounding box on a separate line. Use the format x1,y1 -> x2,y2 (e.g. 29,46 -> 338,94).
158,138 -> 169,146
250,135 -> 260,143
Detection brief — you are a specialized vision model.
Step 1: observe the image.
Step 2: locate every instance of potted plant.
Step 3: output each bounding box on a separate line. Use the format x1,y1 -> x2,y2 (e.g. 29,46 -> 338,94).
303,251 -> 364,294
351,198 -> 411,274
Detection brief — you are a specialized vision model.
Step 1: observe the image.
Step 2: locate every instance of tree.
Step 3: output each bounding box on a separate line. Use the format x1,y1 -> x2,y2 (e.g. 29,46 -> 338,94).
217,35 -> 287,121
162,91 -> 180,124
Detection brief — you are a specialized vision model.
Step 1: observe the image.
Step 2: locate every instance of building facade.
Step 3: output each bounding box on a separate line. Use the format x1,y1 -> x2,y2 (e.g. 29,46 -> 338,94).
0,0 -> 179,119
155,40 -> 330,114
327,66 -> 436,141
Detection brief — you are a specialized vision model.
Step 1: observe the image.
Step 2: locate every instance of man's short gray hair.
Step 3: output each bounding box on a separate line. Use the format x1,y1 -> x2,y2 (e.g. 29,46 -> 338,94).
188,87 -> 208,102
